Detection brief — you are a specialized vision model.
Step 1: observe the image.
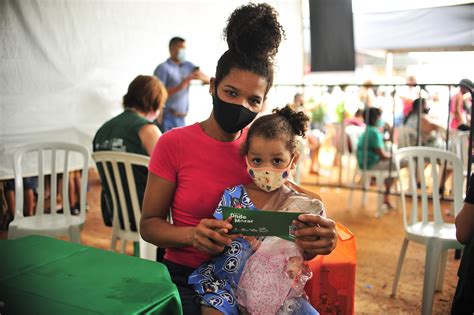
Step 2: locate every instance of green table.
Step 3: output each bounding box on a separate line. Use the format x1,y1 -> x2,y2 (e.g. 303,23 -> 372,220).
0,236 -> 182,315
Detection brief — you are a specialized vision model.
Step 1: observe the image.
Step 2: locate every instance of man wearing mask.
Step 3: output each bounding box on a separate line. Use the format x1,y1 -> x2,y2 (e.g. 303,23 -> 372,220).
154,37 -> 210,132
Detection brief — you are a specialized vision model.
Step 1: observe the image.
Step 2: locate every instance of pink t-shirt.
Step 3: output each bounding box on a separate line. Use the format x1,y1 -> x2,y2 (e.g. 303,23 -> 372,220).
149,122 -> 252,268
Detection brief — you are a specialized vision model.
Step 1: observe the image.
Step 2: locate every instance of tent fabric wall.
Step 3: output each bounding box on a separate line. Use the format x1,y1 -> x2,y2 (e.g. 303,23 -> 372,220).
354,3 -> 474,51
0,0 -> 304,179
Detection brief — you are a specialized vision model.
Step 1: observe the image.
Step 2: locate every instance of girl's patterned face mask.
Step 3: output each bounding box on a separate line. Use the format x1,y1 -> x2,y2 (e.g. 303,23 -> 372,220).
246,157 -> 294,192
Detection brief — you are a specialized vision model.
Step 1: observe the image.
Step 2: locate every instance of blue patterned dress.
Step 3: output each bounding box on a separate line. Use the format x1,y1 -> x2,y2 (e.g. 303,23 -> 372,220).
188,185 -> 319,315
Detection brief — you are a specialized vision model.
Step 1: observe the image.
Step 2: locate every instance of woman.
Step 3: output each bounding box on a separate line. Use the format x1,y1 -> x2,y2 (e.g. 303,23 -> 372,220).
450,78 -> 473,130
140,3 -> 337,314
404,97 -> 445,149
93,75 -> 166,230
452,174 -> 474,313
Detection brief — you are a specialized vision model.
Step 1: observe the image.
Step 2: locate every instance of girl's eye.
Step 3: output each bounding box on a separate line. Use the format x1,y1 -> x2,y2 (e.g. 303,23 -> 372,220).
252,158 -> 262,165
272,158 -> 283,165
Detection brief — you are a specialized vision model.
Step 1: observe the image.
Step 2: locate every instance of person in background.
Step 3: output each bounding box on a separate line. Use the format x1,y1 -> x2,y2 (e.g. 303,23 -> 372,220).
140,4 -> 337,314
2,177 -> 38,229
154,37 -> 210,132
357,107 -> 397,208
93,75 -> 167,256
404,98 -> 445,149
401,75 -> 419,118
344,108 -> 365,127
288,92 -> 306,114
358,80 -> 376,108
451,78 -> 473,131
452,174 -> 474,314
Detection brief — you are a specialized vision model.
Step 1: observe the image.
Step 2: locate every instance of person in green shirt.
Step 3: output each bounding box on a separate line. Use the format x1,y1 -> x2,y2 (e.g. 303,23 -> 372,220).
356,107 -> 396,208
93,75 -> 167,233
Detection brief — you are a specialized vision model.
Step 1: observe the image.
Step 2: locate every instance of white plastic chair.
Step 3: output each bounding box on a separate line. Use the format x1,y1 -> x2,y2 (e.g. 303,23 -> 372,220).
8,142 -> 90,243
391,147 -> 464,315
396,126 -> 417,149
343,125 -> 365,184
454,130 -> 470,175
92,151 -> 157,261
346,126 -> 398,217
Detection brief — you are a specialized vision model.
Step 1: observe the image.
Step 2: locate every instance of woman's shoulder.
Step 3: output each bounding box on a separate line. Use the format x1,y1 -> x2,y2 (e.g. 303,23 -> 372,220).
158,123 -> 200,141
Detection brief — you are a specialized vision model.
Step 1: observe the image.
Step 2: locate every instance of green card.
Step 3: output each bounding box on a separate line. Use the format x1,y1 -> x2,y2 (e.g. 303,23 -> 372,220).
221,206 -> 304,241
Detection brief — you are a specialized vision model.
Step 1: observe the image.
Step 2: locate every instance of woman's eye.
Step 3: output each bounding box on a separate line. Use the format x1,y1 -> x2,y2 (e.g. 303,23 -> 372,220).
249,98 -> 261,106
225,90 -> 237,97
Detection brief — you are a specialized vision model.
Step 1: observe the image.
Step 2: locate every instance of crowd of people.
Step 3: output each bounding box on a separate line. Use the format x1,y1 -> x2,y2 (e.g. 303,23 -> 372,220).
1,2 -> 473,314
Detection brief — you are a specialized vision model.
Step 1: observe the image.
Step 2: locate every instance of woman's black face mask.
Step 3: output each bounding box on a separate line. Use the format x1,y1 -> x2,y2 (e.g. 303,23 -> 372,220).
212,85 -> 258,134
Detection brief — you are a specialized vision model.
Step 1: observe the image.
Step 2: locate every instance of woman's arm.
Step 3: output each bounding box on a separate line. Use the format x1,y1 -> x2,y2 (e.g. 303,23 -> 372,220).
140,173 -> 234,254
420,116 -> 443,134
455,174 -> 474,244
453,93 -> 466,125
139,124 -> 162,155
455,202 -> 474,244
374,148 -> 391,160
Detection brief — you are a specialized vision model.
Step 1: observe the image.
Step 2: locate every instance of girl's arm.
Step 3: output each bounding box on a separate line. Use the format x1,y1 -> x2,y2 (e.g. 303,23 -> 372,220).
140,173 -> 233,255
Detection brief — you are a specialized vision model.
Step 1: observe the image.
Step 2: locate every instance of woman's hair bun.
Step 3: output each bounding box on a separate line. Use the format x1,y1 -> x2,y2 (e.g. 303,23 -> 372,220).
273,105 -> 309,137
224,3 -> 284,60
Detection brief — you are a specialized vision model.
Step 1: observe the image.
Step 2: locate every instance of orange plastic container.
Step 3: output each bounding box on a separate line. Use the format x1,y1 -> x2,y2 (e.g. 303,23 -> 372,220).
305,223 -> 356,315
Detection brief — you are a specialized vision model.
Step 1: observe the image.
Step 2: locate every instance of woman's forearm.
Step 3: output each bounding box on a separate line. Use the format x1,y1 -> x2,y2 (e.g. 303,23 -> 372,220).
455,202 -> 474,244
140,216 -> 195,249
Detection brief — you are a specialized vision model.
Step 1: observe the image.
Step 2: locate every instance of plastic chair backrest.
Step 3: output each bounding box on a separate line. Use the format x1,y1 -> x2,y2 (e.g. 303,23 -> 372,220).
454,130 -> 470,171
12,142 -> 90,221
396,126 -> 417,149
92,151 -> 149,235
344,125 -> 365,157
394,147 -> 463,229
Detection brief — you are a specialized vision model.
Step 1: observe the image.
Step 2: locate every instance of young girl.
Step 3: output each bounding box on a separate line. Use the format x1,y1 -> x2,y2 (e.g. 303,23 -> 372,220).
189,106 -> 323,315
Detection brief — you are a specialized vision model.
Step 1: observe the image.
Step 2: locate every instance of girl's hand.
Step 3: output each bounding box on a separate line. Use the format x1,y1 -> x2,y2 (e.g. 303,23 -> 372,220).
292,214 -> 337,260
191,217 -> 235,255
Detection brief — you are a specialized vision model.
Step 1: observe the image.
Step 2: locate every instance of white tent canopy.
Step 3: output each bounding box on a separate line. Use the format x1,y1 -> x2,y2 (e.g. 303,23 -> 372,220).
1,0 -> 472,179
0,0 -> 304,179
354,3 -> 474,51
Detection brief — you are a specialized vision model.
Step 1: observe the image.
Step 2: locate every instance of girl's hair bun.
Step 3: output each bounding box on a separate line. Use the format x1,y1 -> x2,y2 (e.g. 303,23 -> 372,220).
274,105 -> 309,138
224,3 -> 284,61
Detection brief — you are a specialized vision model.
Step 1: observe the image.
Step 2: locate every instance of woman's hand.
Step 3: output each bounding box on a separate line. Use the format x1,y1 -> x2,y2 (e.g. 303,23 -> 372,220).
191,217 -> 235,255
292,214 -> 337,260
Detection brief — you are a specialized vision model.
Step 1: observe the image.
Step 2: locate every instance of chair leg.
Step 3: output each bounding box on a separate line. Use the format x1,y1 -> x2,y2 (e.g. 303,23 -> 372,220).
375,174 -> 384,217
7,226 -> 18,240
435,250 -> 448,292
362,172 -> 369,207
111,236 -> 118,252
391,238 -> 409,296
347,168 -> 358,209
421,240 -> 443,315
69,226 -> 81,243
120,239 -> 126,254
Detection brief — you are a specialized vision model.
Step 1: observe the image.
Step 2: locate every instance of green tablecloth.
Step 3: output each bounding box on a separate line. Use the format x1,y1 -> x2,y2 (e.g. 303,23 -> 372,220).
0,236 -> 182,315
